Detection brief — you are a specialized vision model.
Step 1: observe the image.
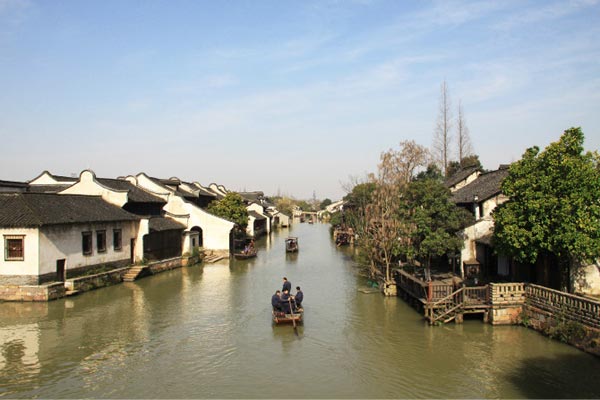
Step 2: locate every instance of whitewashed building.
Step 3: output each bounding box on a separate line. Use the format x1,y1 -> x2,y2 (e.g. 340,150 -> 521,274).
0,192 -> 139,285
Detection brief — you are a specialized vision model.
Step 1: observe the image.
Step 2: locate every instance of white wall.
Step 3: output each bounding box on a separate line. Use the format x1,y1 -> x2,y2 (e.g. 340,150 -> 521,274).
39,221 -> 138,275
572,260 -> 600,296
60,170 -> 128,207
0,228 -> 40,277
135,174 -> 234,250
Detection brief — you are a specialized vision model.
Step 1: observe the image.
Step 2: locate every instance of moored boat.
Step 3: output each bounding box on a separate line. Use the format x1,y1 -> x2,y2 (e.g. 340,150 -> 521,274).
233,250 -> 257,259
285,237 -> 299,253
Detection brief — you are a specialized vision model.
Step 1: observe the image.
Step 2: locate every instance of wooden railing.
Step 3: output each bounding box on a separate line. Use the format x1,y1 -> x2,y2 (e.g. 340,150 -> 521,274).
526,284 -> 600,329
463,286 -> 489,306
426,287 -> 464,324
396,269 -> 428,300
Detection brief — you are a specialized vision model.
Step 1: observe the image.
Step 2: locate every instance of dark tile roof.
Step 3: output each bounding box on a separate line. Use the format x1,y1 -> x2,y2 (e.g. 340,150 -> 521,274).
0,193 -> 139,228
148,216 -> 186,232
452,168 -> 509,204
444,166 -> 481,188
248,210 -> 266,220
26,184 -> 73,193
191,183 -> 217,198
96,178 -> 166,204
238,191 -> 264,203
0,180 -> 28,192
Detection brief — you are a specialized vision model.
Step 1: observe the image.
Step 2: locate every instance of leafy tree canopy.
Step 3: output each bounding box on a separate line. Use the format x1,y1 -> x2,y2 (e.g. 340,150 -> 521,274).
207,192 -> 249,229
320,198 -> 333,210
398,178 -> 474,267
493,127 -> 600,265
446,154 -> 483,177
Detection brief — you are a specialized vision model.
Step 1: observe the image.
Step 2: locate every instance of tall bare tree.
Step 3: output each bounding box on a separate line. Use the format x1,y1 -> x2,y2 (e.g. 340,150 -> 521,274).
433,80 -> 452,176
456,100 -> 473,162
356,141 -> 429,291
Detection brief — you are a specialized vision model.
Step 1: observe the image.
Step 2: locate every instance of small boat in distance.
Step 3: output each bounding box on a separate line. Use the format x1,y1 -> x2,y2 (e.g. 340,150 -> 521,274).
285,237 -> 299,253
272,309 -> 303,324
233,249 -> 257,260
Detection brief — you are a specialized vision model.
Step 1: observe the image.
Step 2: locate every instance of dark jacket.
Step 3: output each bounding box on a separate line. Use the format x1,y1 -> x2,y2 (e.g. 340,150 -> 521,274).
280,292 -> 291,312
282,281 -> 292,292
271,294 -> 281,309
294,290 -> 303,305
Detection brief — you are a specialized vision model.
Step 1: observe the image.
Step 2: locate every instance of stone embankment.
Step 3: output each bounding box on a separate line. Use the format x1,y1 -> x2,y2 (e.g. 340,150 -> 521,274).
0,254 -> 204,302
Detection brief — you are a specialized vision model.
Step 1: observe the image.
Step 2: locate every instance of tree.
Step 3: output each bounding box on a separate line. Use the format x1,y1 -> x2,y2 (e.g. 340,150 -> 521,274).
456,100 -> 473,162
398,178 -> 474,279
320,198 -> 333,210
493,127 -> 600,291
207,192 -> 249,232
446,154 -> 483,178
433,80 -> 453,176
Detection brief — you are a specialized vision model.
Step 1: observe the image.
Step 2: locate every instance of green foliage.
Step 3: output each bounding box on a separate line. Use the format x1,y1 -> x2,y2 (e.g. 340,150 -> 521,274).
296,200 -> 313,211
398,178 -> 474,266
207,192 -> 249,229
446,155 -> 483,177
493,128 -> 600,267
413,163 -> 443,182
320,198 -> 333,210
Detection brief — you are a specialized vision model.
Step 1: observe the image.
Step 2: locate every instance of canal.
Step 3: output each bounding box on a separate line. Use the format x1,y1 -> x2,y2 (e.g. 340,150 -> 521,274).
1,223 -> 600,398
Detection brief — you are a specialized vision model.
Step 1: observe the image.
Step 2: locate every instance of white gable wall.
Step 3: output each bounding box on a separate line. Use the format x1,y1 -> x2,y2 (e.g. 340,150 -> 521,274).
60,170 -> 128,207
135,174 -> 234,250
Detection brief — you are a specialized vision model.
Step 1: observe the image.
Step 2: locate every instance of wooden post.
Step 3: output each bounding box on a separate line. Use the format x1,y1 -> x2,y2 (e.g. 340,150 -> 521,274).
427,281 -> 432,302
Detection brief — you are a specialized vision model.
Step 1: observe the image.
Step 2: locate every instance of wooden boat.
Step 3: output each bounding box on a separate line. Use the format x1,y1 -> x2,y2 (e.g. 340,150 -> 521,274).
285,237 -> 299,253
272,309 -> 303,324
233,250 -> 257,259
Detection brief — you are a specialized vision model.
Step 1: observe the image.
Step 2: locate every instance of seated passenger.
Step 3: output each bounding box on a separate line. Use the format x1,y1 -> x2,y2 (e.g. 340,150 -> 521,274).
271,290 -> 282,311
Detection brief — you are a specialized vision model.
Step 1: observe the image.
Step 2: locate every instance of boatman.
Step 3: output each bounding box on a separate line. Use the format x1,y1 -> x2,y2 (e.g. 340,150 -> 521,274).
293,286 -> 303,310
282,277 -> 292,293
271,290 -> 282,311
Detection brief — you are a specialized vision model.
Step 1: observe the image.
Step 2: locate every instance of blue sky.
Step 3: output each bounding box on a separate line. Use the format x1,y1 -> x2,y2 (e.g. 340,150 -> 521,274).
1,0 -> 599,200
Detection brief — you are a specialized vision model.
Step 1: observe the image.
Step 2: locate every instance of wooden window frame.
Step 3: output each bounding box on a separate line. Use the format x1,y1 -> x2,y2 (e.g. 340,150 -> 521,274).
82,231 -> 93,256
97,230 -> 107,253
4,235 -> 25,261
113,229 -> 122,251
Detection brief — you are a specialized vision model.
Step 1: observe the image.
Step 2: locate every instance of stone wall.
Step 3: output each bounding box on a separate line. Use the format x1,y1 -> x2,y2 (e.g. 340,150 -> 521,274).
0,282 -> 65,302
488,283 -> 526,325
65,267 -> 130,293
147,257 -> 182,274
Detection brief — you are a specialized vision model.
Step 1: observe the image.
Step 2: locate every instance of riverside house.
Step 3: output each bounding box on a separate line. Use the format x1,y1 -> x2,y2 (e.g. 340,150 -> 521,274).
0,192 -> 139,286
450,166 -> 600,295
127,173 -> 235,254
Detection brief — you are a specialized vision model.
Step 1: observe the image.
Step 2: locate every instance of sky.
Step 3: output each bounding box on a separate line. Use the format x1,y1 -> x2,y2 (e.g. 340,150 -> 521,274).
1,0 -> 599,200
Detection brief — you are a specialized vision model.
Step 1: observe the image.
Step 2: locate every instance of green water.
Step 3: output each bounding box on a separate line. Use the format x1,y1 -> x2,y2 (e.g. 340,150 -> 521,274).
1,223 -> 599,398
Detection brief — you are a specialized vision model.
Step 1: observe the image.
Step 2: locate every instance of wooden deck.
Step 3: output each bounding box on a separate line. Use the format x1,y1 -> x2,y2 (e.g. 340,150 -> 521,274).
395,269 -> 490,324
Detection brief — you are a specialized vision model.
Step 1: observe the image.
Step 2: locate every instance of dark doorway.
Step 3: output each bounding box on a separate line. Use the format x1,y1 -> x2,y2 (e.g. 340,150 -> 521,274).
56,259 -> 66,282
130,238 -> 135,263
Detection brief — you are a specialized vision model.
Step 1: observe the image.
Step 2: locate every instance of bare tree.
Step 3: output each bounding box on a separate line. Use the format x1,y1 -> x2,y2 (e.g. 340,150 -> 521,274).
433,80 -> 453,176
456,100 -> 473,162
386,140 -> 430,185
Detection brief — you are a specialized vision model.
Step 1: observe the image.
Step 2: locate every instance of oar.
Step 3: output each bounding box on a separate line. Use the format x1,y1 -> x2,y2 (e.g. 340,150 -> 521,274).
288,297 -> 298,335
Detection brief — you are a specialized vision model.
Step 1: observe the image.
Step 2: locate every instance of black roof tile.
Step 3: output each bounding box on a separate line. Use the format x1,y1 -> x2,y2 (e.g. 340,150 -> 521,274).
0,193 -> 139,228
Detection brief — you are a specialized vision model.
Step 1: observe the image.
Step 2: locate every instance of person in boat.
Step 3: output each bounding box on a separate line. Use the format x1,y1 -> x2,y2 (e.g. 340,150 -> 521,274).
271,290 -> 282,311
282,277 -> 291,293
293,286 -> 303,310
280,289 -> 292,314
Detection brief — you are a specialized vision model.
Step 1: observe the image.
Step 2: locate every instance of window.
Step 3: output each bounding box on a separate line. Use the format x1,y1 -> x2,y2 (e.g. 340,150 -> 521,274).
97,230 -> 106,253
82,232 -> 93,255
4,235 -> 24,261
113,229 -> 122,251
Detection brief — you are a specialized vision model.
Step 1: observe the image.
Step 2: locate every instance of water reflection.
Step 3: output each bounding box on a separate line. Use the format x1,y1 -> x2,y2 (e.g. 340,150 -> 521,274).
0,223 -> 599,398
